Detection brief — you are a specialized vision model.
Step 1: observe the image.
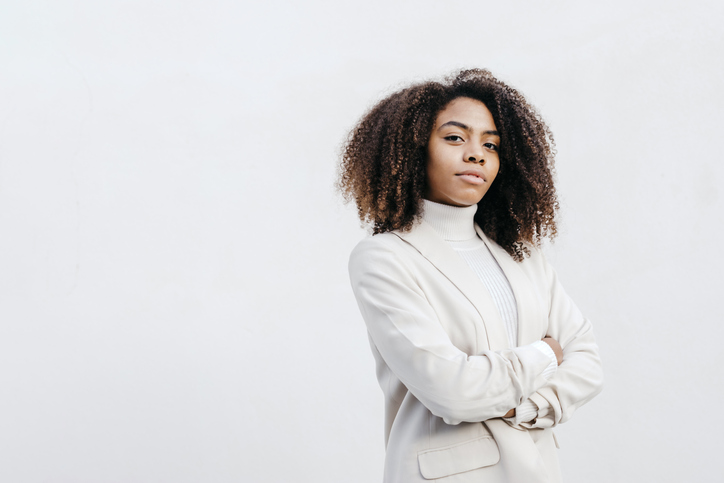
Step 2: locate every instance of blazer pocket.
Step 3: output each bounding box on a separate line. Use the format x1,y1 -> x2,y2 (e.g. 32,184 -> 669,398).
417,436 -> 500,480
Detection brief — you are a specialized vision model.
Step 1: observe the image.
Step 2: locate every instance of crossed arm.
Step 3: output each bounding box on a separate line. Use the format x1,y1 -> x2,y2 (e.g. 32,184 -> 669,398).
503,336 -> 563,419
350,237 -> 603,426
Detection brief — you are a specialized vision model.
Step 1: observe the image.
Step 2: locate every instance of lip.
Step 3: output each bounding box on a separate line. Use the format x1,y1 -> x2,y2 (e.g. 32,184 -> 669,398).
456,170 -> 486,184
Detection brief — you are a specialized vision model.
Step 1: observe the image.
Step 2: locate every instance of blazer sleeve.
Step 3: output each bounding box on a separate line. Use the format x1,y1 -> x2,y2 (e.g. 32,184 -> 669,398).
521,252 -> 604,429
349,236 -> 554,426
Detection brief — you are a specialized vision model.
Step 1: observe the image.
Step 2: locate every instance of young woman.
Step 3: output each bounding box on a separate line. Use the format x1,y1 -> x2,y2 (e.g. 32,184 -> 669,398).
339,69 -> 603,483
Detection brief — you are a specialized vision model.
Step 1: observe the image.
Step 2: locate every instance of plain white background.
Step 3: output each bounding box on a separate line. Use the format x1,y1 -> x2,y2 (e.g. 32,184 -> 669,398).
1,1 -> 723,481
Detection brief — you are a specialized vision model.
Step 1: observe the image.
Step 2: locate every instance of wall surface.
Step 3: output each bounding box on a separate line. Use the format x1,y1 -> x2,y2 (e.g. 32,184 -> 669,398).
1,1 -> 723,482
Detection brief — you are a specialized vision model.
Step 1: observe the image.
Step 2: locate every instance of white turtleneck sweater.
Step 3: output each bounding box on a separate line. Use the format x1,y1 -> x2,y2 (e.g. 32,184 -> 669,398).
421,199 -> 557,425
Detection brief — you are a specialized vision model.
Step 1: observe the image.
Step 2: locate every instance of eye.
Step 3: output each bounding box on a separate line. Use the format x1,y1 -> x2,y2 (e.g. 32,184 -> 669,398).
484,142 -> 498,151
444,135 -> 464,142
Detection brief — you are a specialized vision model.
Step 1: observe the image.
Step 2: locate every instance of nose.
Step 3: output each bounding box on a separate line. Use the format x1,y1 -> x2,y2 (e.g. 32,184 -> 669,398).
465,146 -> 486,164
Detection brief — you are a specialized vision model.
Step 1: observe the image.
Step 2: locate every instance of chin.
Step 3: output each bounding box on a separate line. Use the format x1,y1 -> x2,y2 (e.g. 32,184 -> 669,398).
460,195 -> 486,206
452,199 -> 481,207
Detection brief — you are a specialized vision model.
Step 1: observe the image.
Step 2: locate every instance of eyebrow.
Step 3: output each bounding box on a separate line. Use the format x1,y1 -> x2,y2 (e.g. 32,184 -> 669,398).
438,120 -> 499,136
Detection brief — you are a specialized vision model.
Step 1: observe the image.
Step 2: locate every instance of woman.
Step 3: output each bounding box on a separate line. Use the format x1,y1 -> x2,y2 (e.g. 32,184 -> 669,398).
339,69 -> 603,483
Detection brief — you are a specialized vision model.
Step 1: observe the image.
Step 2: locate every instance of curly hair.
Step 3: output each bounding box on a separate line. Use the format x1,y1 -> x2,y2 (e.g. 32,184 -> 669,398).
338,69 -> 558,261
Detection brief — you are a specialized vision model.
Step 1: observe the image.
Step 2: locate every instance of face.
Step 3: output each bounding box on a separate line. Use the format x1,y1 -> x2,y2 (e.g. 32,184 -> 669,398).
425,97 -> 500,207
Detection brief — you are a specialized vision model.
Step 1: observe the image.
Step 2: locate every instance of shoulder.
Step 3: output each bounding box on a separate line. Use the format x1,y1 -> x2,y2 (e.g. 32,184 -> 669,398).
349,232 -> 410,269
348,230 -> 429,285
513,244 -> 557,291
520,244 -> 551,273
350,231 -> 403,253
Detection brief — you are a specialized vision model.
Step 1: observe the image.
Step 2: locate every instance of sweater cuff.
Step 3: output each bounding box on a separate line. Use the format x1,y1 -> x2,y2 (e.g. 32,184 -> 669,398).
519,392 -> 555,429
530,340 -> 558,380
504,399 -> 539,426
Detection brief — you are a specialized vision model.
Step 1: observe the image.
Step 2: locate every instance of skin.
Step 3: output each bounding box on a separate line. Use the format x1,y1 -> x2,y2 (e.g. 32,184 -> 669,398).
425,97 -> 501,207
424,97 -> 564,420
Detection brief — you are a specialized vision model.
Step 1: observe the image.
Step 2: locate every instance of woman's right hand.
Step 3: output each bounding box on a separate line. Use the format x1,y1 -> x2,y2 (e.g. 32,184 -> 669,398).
542,336 -> 563,365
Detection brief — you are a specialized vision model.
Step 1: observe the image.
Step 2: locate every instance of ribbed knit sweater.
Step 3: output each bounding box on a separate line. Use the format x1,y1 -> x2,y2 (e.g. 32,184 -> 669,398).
421,199 -> 557,425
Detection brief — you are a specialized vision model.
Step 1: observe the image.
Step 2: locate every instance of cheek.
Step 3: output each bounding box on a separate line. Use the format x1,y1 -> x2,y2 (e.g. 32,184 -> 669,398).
425,150 -> 443,182
489,157 -> 501,179
425,165 -> 441,192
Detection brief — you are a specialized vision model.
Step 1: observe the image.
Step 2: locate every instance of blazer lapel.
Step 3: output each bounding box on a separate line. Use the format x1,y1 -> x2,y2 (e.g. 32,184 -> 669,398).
394,221 -> 510,351
475,226 -> 547,346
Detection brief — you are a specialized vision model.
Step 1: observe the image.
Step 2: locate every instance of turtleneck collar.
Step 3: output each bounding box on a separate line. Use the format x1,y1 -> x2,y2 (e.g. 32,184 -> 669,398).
421,199 -> 478,242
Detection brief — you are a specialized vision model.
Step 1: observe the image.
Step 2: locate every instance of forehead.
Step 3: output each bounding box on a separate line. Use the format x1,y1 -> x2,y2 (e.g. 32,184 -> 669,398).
434,97 -> 496,129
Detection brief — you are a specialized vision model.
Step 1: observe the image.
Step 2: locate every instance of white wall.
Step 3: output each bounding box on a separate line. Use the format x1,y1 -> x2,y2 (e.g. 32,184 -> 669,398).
1,1 -> 722,481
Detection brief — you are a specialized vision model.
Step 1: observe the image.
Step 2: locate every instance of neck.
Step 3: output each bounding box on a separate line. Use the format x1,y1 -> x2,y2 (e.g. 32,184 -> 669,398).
421,199 -> 478,241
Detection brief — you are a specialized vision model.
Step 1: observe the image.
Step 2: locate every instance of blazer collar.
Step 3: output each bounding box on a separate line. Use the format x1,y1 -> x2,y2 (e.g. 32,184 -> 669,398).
393,220 -> 510,351
393,220 -> 546,350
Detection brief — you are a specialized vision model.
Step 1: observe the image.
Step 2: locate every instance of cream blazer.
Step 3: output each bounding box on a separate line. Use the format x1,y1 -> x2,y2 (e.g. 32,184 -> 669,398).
349,220 -> 603,483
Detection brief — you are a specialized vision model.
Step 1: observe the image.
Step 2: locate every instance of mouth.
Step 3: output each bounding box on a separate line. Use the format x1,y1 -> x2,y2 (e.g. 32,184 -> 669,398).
456,171 -> 486,184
